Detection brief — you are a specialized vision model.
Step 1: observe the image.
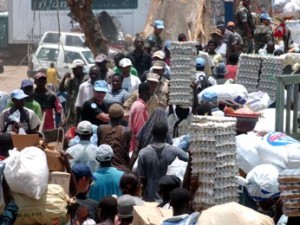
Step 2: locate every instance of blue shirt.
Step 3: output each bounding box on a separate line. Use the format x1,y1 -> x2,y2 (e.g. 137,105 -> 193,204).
88,167 -> 124,202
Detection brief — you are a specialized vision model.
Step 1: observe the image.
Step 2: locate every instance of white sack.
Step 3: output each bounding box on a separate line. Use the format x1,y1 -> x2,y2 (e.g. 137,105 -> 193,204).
4,147 -> 49,200
257,132 -> 300,169
235,134 -> 262,173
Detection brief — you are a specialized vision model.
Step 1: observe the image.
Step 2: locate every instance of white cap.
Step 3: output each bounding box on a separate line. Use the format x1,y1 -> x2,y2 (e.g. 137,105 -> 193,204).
70,59 -> 85,69
152,50 -> 165,60
119,58 -> 132,67
77,120 -> 93,135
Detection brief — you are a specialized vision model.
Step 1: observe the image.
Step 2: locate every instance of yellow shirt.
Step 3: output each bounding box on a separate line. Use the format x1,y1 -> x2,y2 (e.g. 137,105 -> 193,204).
46,68 -> 59,85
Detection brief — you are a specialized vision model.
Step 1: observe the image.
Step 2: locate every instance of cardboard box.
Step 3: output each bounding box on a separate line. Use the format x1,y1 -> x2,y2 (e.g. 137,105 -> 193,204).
133,205 -> 173,225
11,134 -> 40,150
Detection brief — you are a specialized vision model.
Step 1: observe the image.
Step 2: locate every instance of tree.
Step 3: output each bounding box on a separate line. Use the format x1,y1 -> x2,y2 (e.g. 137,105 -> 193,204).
67,0 -> 108,56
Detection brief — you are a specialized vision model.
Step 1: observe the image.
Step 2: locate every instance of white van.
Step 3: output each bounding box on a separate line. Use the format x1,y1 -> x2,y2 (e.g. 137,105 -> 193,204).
29,44 -> 95,78
39,31 -> 86,48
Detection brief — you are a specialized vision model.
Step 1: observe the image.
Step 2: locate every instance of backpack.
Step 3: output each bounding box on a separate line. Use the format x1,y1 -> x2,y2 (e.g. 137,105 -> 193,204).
197,74 -> 212,93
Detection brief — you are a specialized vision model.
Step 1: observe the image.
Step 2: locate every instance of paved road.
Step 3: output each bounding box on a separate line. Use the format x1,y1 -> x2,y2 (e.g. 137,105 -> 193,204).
0,66 -> 28,93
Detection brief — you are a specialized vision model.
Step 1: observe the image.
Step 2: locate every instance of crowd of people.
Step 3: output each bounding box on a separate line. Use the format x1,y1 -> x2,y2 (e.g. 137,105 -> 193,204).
0,0 -> 300,224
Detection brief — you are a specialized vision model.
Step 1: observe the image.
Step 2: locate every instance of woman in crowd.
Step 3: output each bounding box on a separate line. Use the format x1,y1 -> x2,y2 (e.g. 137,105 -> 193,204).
104,73 -> 130,107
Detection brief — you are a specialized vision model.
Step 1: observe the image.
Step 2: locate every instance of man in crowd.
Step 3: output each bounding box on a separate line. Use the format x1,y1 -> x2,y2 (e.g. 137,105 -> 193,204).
81,80 -> 110,126
216,20 -> 237,56
227,21 -> 244,54
33,72 -> 63,131
235,0 -> 255,53
127,37 -> 152,79
89,144 -> 124,202
145,20 -> 165,54
7,79 -> 42,120
75,65 -> 101,125
113,53 -> 138,78
119,58 -> 141,94
95,53 -> 115,83
116,195 -> 143,225
59,59 -> 86,127
207,39 -> 224,67
66,120 -> 99,173
137,122 -> 189,201
195,57 -> 217,93
129,83 -> 152,152
0,89 -> 40,134
254,13 -> 274,53
97,103 -> 132,172
211,29 -> 227,61
71,163 -> 98,222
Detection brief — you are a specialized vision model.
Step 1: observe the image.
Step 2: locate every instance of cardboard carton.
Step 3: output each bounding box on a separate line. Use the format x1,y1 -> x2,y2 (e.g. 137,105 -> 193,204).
133,205 -> 173,225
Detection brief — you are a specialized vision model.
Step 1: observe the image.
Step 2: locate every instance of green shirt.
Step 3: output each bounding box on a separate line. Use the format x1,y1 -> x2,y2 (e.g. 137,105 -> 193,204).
113,66 -> 138,77
8,100 -> 43,119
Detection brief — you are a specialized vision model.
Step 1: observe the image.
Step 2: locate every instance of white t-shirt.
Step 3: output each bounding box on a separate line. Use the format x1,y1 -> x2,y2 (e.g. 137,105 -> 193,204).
216,43 -> 227,61
122,75 -> 141,94
75,80 -> 93,108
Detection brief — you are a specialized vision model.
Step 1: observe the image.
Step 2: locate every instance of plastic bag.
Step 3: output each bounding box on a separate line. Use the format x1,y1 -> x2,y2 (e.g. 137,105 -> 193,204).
257,132 -> 300,169
235,134 -> 262,173
236,164 -> 282,202
13,184 -> 69,225
166,157 -> 188,181
4,147 -> 49,200
246,91 -> 272,112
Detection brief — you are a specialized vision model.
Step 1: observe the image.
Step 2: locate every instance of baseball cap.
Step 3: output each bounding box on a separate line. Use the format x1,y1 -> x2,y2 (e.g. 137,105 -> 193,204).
71,163 -> 96,180
21,79 -> 34,88
154,20 -> 164,29
202,91 -> 218,103
77,120 -> 93,135
146,73 -> 160,83
195,57 -> 206,67
260,13 -> 272,21
119,58 -> 132,68
10,89 -> 28,100
108,104 -> 124,118
95,54 -> 107,63
70,59 -> 85,69
94,80 -> 109,93
216,20 -> 225,28
152,61 -> 166,70
213,62 -> 228,75
211,29 -> 223,37
96,144 -> 114,162
152,50 -> 165,60
117,195 -> 143,218
34,71 -> 47,80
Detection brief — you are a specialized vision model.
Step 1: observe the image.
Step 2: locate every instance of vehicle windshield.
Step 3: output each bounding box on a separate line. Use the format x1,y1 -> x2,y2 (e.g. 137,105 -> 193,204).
37,47 -> 59,61
82,51 -> 95,64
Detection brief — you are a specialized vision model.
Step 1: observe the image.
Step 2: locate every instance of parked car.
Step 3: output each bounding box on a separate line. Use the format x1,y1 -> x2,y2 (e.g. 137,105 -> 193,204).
28,44 -> 95,78
39,31 -> 86,48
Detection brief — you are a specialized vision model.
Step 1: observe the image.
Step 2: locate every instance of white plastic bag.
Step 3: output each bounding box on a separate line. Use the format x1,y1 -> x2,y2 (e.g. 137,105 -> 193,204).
166,157 -> 188,181
235,134 -> 262,173
236,164 -> 282,202
4,147 -> 49,200
198,84 -> 248,104
246,91 -> 272,112
257,132 -> 300,169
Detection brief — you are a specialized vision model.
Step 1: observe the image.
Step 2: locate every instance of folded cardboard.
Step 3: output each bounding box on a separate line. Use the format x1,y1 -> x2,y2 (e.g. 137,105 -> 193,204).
133,205 -> 173,225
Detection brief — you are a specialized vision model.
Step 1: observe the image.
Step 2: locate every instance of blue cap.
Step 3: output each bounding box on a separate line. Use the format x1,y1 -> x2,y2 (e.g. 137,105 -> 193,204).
10,89 -> 28,100
260,13 -> 272,21
195,57 -> 206,67
94,80 -> 109,93
164,40 -> 171,49
71,163 -> 96,180
21,79 -> 34,88
202,91 -> 218,102
154,20 -> 164,29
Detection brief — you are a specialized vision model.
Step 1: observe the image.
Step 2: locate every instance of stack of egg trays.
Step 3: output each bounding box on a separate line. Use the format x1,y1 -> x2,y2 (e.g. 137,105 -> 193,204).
236,54 -> 262,93
278,169 -> 300,217
169,41 -> 198,107
259,56 -> 283,102
190,116 -> 239,210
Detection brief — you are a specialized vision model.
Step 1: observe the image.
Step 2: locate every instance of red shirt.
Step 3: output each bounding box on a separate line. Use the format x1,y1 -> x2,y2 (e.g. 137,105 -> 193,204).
225,65 -> 238,80
129,99 -> 148,151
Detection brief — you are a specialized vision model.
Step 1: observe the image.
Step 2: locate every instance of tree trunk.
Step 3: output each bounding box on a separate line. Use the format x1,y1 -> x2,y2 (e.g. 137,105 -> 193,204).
67,0 -> 108,56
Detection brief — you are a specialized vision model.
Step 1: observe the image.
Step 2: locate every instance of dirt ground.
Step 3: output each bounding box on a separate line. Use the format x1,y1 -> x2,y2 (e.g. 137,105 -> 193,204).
0,65 -> 29,93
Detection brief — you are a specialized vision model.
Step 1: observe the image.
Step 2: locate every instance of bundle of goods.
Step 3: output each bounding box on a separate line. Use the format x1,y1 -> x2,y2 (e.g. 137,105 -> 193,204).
224,106 -> 260,134
169,41 -> 198,107
236,54 -> 283,102
190,116 -> 239,210
278,169 -> 300,217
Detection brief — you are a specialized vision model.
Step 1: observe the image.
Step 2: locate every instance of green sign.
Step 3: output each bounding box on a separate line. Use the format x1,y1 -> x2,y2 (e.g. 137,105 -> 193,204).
31,0 -> 138,10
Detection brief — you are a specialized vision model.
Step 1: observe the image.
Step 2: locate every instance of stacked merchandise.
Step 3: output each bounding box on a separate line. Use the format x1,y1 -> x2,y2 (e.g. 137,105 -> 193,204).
190,116 -> 239,210
236,54 -> 283,102
236,54 -> 261,93
259,57 -> 282,101
169,41 -> 198,107
278,169 -> 300,216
